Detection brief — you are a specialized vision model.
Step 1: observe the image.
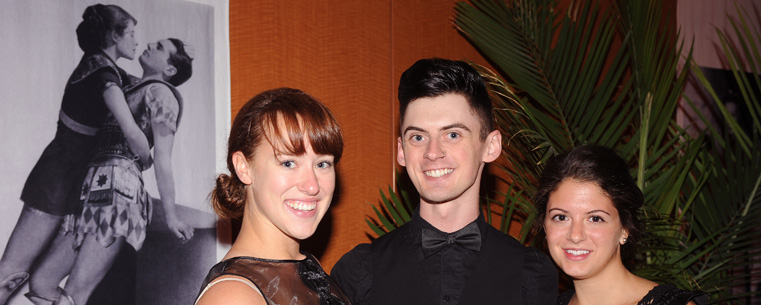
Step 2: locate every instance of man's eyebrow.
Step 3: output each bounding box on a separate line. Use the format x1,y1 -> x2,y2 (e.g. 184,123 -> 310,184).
441,123 -> 470,132
403,126 -> 426,135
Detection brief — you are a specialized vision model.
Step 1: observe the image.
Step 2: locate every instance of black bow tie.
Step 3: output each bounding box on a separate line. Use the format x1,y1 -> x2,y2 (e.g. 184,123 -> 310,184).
421,222 -> 482,257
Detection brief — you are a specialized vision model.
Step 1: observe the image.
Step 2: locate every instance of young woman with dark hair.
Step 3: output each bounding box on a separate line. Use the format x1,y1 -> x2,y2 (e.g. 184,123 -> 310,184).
534,145 -> 707,305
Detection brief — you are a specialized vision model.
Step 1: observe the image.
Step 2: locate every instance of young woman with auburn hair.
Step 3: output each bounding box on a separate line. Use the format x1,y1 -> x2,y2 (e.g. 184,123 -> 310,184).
195,88 -> 350,305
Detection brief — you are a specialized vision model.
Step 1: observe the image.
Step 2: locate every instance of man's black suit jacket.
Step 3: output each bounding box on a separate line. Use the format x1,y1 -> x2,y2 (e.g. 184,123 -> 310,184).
331,214 -> 558,305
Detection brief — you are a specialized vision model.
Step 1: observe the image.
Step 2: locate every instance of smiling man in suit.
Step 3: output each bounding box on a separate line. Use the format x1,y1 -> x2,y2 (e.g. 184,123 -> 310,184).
331,58 -> 558,305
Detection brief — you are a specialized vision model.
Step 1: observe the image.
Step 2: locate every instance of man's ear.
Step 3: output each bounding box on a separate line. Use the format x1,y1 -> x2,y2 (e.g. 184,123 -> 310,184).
397,137 -> 406,167
163,65 -> 178,79
232,151 -> 252,185
482,130 -> 502,163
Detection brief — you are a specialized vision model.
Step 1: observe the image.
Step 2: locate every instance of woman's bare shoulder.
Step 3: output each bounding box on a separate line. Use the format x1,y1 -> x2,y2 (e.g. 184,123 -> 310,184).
195,275 -> 266,305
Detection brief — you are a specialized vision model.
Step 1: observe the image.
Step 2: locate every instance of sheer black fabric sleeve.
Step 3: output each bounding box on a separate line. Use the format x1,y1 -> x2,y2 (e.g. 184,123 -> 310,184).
639,285 -> 709,305
521,246 -> 559,305
689,292 -> 709,305
331,243 -> 372,305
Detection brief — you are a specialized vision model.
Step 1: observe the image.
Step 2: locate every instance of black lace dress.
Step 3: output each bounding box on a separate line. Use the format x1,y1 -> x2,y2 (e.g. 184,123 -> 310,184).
196,253 -> 350,305
557,285 -> 707,305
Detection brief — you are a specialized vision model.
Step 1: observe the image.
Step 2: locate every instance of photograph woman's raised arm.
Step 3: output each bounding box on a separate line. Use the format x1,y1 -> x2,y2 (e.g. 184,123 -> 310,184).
103,84 -> 152,167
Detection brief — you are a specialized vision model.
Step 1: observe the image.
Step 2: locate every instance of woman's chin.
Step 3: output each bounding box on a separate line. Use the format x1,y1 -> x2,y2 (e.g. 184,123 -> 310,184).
559,264 -> 593,281
286,226 -> 319,241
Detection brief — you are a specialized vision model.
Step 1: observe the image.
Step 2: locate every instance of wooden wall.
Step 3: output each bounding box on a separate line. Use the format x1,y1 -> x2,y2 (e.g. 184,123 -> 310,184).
229,0 -> 492,270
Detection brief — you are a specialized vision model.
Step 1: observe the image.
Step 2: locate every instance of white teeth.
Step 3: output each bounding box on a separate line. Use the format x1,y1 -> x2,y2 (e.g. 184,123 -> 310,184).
566,249 -> 590,256
286,201 -> 316,211
424,168 -> 453,178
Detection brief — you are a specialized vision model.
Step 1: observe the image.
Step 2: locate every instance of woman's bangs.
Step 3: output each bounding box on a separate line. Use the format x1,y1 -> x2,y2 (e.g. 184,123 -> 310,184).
301,109 -> 343,162
261,111 -> 306,156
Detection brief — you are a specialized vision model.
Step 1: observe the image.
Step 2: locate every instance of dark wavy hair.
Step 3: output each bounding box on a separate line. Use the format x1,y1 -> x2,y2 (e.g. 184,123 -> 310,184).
397,58 -> 493,140
166,38 -> 193,87
76,4 -> 136,53
532,145 -> 644,268
211,88 -> 344,220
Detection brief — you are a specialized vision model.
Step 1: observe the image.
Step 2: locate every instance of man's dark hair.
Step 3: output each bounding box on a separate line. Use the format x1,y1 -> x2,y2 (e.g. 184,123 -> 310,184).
166,38 -> 193,87
397,58 -> 493,139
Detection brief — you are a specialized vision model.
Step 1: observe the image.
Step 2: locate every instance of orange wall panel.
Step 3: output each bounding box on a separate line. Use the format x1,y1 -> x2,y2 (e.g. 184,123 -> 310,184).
230,1 -> 395,270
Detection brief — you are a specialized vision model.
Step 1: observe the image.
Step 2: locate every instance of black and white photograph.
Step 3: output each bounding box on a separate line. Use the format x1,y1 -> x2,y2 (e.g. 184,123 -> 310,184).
0,0 -> 230,304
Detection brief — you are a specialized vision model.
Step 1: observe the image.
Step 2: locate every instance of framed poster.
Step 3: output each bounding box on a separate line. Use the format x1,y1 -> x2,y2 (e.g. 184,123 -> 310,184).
0,0 -> 230,304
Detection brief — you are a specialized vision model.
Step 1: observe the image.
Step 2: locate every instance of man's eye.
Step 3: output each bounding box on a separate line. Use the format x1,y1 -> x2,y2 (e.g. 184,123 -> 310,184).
411,135 -> 424,142
447,132 -> 459,139
281,161 -> 296,168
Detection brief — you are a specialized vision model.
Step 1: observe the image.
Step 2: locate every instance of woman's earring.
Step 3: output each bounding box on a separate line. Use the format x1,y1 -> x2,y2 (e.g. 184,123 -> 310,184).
620,238 -> 627,245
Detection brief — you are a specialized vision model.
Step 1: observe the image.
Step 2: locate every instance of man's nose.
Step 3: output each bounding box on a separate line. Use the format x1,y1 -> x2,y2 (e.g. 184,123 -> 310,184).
424,138 -> 446,161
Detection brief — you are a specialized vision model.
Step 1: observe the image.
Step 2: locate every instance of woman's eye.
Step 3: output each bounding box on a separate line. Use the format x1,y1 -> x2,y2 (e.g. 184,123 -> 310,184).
550,214 -> 567,221
589,215 -> 604,222
281,161 -> 296,168
317,161 -> 333,169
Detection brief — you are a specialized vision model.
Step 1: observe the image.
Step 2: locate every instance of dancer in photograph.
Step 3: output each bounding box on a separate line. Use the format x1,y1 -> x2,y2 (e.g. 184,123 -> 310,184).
533,145 -> 707,305
0,4 -> 149,304
24,38 -> 196,305
195,88 -> 350,305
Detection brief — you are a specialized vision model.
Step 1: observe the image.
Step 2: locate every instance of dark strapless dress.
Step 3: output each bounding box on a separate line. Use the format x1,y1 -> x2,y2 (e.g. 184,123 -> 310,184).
197,252 -> 350,305
557,285 -> 707,305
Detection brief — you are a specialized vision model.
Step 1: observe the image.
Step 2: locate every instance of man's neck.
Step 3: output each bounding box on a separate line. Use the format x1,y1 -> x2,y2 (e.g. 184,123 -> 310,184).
418,198 -> 480,233
140,73 -> 164,82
